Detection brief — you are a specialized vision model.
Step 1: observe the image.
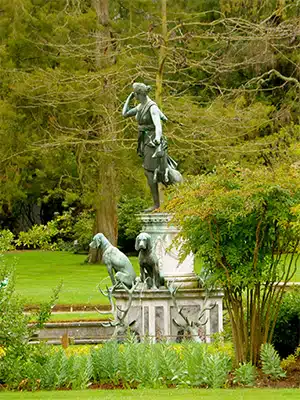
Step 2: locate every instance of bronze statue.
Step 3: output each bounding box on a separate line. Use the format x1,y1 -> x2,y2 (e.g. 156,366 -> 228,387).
90,233 -> 136,289
122,83 -> 183,212
135,232 -> 164,289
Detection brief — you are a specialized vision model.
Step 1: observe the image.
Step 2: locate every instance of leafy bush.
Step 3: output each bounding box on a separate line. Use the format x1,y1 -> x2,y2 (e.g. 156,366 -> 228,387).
2,339 -> 234,390
260,343 -> 286,380
15,210 -> 94,252
281,354 -> 297,371
16,221 -> 59,250
0,257 -> 30,353
52,209 -> 94,253
233,362 -> 257,386
201,352 -> 232,388
0,257 -> 61,387
178,342 -> 232,388
0,229 -> 15,252
165,165 -> 300,365
73,210 -> 94,252
272,288 -> 300,358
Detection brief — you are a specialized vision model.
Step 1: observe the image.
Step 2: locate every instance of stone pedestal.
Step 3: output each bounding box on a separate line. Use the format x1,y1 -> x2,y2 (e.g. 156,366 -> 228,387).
112,212 -> 224,342
114,288 -> 223,342
139,213 -> 198,288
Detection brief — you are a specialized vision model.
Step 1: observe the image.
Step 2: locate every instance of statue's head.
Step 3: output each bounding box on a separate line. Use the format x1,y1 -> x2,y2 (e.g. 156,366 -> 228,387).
133,82 -> 151,101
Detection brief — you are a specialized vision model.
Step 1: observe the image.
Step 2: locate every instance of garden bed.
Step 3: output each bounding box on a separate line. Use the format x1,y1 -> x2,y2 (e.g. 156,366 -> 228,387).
256,358 -> 300,388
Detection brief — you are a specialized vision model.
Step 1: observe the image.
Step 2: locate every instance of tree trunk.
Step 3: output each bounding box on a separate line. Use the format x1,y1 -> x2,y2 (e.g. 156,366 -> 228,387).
93,166 -> 118,244
89,0 -> 118,263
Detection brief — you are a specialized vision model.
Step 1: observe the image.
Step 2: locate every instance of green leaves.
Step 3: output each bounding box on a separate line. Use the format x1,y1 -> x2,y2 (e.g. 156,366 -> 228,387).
233,362 -> 257,386
0,230 -> 15,252
260,343 -> 286,380
166,164 -> 300,286
165,164 -> 300,364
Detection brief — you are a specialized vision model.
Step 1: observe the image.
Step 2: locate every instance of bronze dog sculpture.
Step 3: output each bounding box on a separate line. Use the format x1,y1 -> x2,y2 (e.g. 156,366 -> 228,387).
135,232 -> 164,289
90,233 -> 136,289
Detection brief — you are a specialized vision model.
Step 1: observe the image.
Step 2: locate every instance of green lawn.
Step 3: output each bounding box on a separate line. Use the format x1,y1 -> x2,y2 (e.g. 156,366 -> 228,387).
0,389 -> 299,400
29,312 -> 112,322
4,251 -> 140,306
3,251 -> 300,306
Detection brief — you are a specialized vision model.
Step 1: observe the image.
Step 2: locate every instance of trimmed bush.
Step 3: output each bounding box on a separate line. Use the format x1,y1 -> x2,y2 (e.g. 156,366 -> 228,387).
272,289 -> 300,358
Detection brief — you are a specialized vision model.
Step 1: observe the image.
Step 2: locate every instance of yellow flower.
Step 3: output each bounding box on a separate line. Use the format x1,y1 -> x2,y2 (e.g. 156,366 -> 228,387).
0,347 -> 6,358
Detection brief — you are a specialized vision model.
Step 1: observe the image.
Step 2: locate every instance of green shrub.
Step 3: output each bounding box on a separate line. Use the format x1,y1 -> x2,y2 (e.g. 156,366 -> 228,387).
90,340 -> 120,385
0,257 -> 61,388
15,210 -> 94,252
0,258 -> 30,353
39,348 -> 67,390
201,352 -> 232,388
233,362 -> 257,386
281,354 -> 297,371
272,288 -> 300,358
183,343 -> 231,388
0,230 -> 15,252
73,210 -> 94,252
16,221 -> 59,250
260,343 -> 286,380
154,342 -> 187,386
2,338 -> 234,390
183,342 -> 206,386
67,354 -> 93,390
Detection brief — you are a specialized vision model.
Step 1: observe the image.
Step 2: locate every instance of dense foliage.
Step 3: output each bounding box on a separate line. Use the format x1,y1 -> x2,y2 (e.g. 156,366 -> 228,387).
272,289 -> 300,358
0,257 -> 61,385
1,338 -> 233,390
260,343 -> 286,380
0,0 -> 299,379
1,336 -> 295,391
0,0 -> 299,245
165,164 -> 300,364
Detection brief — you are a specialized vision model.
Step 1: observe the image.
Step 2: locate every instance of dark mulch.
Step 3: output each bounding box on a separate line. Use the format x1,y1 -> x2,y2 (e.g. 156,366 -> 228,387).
256,358 -> 300,388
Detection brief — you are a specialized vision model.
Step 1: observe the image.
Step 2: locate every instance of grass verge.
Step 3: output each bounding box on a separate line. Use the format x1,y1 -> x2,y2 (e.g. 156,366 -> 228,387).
28,312 -> 112,322
3,251 -> 299,306
0,388 -> 299,400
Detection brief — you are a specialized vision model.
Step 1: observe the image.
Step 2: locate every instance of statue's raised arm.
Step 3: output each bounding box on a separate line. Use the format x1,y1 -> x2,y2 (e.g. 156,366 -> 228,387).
122,91 -> 138,117
122,82 -> 183,212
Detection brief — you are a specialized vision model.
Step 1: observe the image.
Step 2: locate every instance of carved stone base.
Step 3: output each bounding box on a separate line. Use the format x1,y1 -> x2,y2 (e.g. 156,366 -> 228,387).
138,213 -> 198,288
114,288 -> 223,343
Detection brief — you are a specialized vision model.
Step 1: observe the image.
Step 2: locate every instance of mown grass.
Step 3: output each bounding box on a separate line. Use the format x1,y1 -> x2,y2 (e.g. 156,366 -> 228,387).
0,389 -> 299,400
4,251 -> 139,305
29,312 -> 112,322
3,250 -> 299,306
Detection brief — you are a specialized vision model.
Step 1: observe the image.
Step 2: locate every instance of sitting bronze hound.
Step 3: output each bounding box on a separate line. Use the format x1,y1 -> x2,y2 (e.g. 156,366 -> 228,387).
90,233 -> 136,289
135,232 -> 164,289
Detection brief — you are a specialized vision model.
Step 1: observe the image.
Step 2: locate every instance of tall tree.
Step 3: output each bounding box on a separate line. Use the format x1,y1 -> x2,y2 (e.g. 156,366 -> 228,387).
91,0 -> 118,247
165,164 -> 300,364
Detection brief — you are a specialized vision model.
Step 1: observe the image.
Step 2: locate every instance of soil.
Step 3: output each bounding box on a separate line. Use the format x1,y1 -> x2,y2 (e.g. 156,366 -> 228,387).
227,358 -> 300,389
89,383 -> 129,390
255,359 -> 300,388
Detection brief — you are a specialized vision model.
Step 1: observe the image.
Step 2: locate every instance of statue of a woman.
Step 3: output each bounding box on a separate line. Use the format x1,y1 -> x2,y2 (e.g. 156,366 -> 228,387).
122,83 -> 182,212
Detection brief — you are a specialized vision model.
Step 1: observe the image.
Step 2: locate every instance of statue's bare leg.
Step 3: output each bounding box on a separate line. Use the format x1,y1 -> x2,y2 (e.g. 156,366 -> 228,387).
144,169 -> 160,212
